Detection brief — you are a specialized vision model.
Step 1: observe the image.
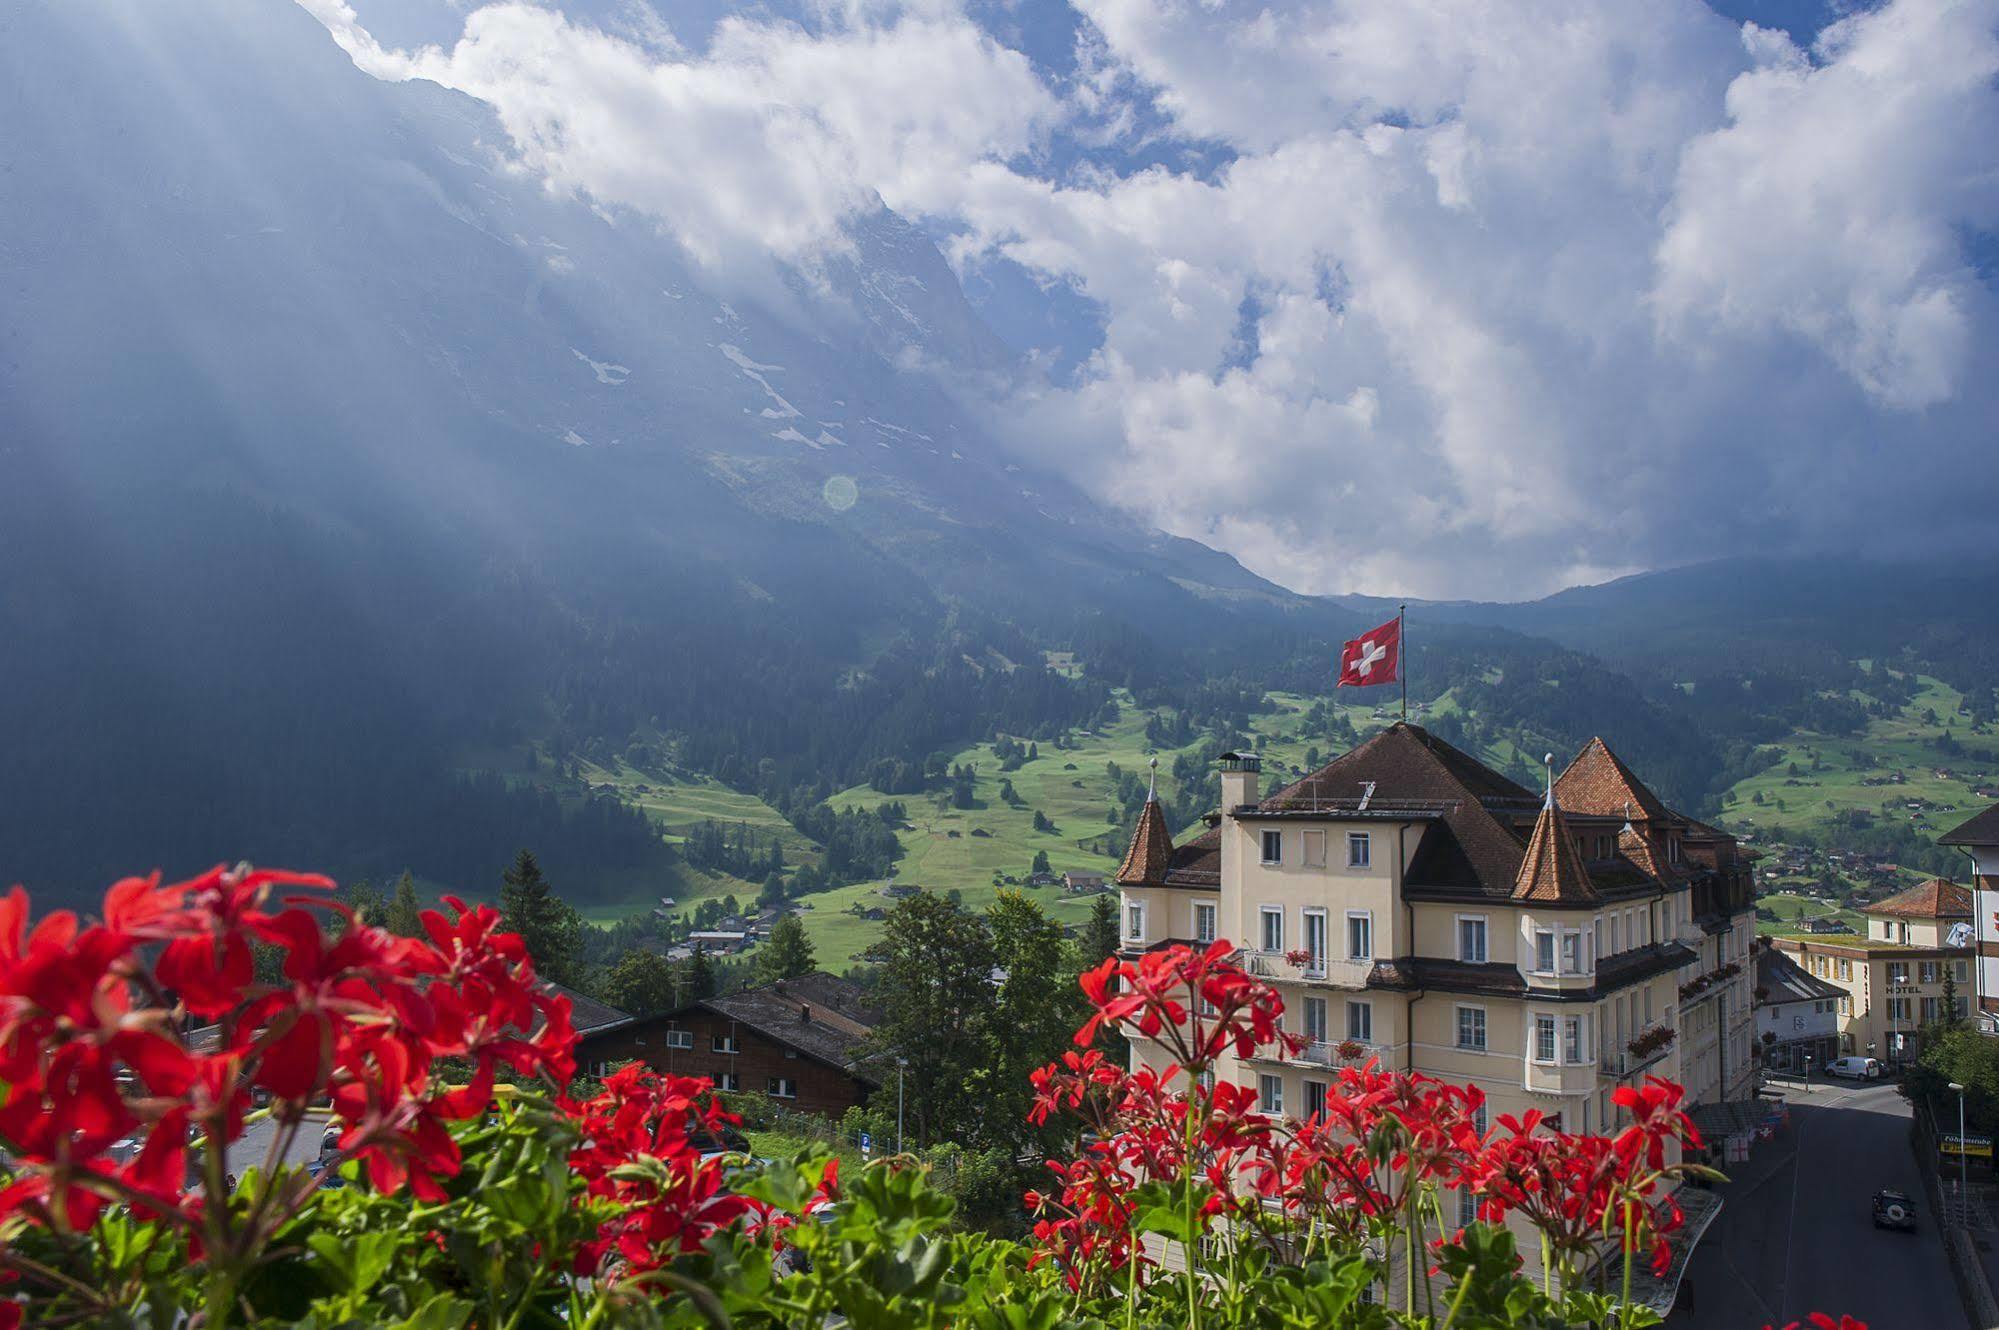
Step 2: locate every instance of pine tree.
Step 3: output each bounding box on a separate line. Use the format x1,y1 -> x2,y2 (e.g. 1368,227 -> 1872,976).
499,849 -> 582,986
983,891 -> 1085,1149
682,945 -> 719,1002
600,948 -> 679,1018
758,871 -> 788,907
386,871 -> 423,937
345,878 -> 383,931
1081,893 -> 1120,966
756,914 -> 817,983
1031,849 -> 1051,876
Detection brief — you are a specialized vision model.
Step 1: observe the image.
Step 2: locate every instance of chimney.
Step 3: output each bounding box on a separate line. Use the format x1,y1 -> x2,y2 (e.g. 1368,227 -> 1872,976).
1219,751 -> 1261,817
799,1003 -> 812,1023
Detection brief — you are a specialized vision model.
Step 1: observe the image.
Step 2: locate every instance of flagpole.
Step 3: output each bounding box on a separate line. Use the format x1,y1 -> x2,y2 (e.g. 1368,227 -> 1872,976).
1399,602 -> 1407,721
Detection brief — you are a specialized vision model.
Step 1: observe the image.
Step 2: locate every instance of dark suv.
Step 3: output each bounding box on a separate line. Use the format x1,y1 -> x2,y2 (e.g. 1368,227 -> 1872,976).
1872,1189 -> 1917,1231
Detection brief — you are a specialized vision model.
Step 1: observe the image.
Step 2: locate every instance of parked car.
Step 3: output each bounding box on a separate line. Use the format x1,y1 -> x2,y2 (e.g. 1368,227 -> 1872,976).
1827,1056 -> 1884,1080
1872,1188 -> 1917,1231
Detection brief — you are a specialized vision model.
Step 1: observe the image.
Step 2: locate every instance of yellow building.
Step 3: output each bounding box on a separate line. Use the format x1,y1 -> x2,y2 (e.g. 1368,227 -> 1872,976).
1773,878 -> 1973,1064
1116,724 -> 1758,1142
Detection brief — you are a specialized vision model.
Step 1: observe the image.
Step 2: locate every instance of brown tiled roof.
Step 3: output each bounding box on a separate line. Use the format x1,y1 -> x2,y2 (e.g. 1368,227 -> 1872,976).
1116,798 -> 1177,886
1514,798 -> 1601,904
1555,738 -> 1671,824
1263,723 -> 1536,900
1162,827 -> 1222,889
1941,803 -> 1999,847
1865,877 -> 1972,920
1617,826 -> 1675,882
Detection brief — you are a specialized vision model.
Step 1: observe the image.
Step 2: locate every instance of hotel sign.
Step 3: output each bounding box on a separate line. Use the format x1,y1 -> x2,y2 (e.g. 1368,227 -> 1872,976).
1940,1133 -> 1993,1160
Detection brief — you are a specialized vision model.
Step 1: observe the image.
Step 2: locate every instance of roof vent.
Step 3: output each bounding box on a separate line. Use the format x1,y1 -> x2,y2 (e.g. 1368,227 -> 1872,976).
800,1003 -> 812,1023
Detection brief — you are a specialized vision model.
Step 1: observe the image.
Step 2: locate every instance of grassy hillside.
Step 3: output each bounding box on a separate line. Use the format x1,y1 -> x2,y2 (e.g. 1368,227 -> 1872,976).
1718,672 -> 1996,844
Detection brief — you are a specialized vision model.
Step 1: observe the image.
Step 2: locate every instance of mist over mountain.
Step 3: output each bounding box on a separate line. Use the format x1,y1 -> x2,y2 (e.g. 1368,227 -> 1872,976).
4,0 -> 1994,906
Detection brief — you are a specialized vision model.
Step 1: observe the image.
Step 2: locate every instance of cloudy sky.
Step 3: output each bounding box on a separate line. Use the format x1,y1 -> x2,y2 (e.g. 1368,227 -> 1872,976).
303,0 -> 1999,598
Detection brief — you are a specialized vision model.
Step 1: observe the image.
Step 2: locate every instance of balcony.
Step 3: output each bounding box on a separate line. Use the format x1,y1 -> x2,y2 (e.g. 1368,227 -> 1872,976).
1241,950 -> 1375,989
1524,1059 -> 1597,1096
1287,1039 -> 1394,1070
1603,1027 -> 1676,1079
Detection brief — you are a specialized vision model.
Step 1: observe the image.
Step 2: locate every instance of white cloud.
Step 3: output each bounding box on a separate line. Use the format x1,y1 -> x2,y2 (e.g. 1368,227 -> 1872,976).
1653,4 -> 1999,408
301,0 -> 1999,597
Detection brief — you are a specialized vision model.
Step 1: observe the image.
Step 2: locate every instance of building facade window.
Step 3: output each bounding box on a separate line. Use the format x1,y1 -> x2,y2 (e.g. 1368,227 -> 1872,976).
1303,996 -> 1328,1044
1303,908 -> 1329,972
767,1077 -> 798,1099
1125,901 -> 1145,942
1260,906 -> 1284,953
1194,901 -> 1217,943
1302,830 -> 1328,867
664,1029 -> 694,1050
1838,958 -> 1852,981
1456,1006 -> 1487,1051
1560,930 -> 1585,975
1261,830 -> 1283,864
714,1072 -> 740,1092
1456,1188 -> 1479,1229
1346,911 -> 1373,961
1563,1015 -> 1588,1064
1458,915 -> 1489,964
1346,1000 -> 1373,1042
1534,929 -> 1556,974
711,1033 -> 738,1054
1347,833 -> 1372,868
1921,961 -> 1939,983
1533,1014 -> 1558,1063
1838,995 -> 1851,1017
1887,961 -> 1909,984
1258,1074 -> 1284,1115
1304,1079 -> 1328,1120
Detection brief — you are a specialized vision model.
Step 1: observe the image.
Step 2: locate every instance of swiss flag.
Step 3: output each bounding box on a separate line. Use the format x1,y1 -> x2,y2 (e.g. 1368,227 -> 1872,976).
1337,615 -> 1401,687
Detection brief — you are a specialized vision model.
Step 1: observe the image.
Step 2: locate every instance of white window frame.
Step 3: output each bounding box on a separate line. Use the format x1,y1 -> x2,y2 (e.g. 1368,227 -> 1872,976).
1303,907 -> 1329,973
1193,901 -> 1217,944
1346,910 -> 1374,961
1563,1014 -> 1588,1064
714,1072 -> 741,1092
1456,1005 -> 1487,1051
767,1076 -> 798,1099
1533,928 -> 1556,974
1346,999 -> 1373,1042
1455,1187 -> 1479,1230
712,1033 -> 739,1055
1559,930 -> 1584,976
1258,1074 -> 1285,1115
1347,832 -> 1372,868
1260,905 -> 1285,954
1457,914 -> 1488,964
1124,900 -> 1146,942
1304,1079 -> 1329,1121
1533,1014 -> 1558,1064
1261,829 -> 1283,865
1302,996 -> 1328,1044
664,1029 -> 694,1051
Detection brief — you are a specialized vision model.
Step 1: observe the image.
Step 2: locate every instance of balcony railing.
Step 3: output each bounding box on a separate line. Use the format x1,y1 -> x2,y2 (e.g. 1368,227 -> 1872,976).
1289,1039 -> 1393,1069
1242,950 -> 1374,988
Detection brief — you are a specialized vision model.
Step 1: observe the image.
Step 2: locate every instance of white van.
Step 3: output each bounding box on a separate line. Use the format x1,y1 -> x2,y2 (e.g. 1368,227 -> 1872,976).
1825,1055 -> 1883,1080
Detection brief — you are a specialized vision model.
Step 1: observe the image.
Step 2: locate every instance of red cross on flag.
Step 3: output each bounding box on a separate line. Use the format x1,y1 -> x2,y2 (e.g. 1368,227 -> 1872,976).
1337,615 -> 1401,687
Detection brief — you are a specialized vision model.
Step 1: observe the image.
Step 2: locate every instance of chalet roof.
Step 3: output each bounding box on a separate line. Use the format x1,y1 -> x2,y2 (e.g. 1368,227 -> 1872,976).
1116,797 -> 1177,886
1864,877 -> 1972,920
688,972 -> 882,1081
1513,796 -> 1601,905
547,982 -> 638,1038
1555,737 -> 1672,824
1940,802 -> 1999,847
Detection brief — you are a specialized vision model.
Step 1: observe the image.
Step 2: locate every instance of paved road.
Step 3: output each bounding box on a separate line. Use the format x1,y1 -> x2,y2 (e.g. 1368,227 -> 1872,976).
1677,1081 -> 1963,1330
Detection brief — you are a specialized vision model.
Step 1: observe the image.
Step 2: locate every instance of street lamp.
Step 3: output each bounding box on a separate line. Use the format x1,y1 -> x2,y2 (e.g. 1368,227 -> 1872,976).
1803,1054 -> 1812,1093
896,1057 -> 909,1155
1950,1080 -> 1969,1223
